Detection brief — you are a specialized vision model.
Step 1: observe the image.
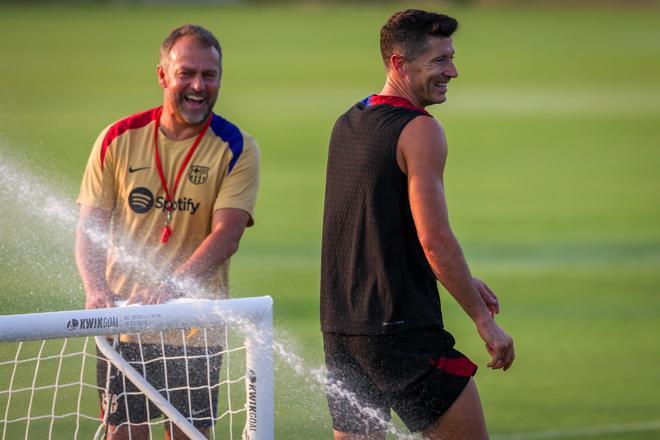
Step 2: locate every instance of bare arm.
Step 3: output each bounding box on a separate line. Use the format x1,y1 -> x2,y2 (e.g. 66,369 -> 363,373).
130,208 -> 250,304
175,208 -> 249,280
75,205 -> 115,309
398,116 -> 514,370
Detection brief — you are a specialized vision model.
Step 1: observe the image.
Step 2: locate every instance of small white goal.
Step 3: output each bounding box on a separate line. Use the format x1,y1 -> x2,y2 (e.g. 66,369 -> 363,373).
0,296 -> 273,440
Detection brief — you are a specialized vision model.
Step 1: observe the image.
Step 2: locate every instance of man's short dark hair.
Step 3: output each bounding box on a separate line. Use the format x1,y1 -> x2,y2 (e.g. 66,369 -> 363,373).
380,9 -> 458,66
160,24 -> 222,64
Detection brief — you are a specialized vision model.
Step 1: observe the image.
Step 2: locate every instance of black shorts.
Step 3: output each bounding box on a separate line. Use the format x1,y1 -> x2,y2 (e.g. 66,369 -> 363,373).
97,341 -> 223,428
323,326 -> 477,434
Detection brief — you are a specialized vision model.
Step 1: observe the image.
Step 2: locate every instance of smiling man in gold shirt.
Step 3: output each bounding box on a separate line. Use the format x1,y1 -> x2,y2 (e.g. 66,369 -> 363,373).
76,24 -> 259,439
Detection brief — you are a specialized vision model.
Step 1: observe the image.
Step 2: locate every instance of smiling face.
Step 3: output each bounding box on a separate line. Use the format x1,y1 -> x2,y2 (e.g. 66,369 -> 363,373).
158,35 -> 221,132
402,36 -> 458,106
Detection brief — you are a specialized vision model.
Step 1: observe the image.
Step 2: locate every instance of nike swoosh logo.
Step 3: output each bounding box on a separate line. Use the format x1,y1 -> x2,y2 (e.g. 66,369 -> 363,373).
129,166 -> 150,173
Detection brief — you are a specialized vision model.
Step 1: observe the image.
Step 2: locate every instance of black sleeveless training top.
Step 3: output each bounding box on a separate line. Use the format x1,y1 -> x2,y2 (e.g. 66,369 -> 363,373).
320,95 -> 443,335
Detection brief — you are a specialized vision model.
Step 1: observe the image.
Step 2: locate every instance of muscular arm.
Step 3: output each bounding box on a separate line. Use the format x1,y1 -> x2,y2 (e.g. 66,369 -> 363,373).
398,116 -> 514,370
75,205 -> 115,309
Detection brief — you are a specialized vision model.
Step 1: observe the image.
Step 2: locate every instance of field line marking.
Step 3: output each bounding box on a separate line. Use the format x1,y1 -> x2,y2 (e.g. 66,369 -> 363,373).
492,420 -> 660,439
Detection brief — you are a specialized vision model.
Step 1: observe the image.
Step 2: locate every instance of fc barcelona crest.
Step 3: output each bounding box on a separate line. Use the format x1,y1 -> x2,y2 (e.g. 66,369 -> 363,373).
188,165 -> 208,185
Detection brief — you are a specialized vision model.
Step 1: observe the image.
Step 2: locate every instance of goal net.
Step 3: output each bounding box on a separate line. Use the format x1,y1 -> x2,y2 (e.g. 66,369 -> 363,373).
0,296 -> 273,440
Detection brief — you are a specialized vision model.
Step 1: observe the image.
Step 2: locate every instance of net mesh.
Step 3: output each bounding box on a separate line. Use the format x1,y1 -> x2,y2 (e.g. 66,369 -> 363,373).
0,328 -> 249,439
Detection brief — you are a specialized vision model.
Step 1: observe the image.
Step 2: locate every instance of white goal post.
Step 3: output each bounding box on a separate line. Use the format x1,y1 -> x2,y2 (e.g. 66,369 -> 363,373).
0,296 -> 273,440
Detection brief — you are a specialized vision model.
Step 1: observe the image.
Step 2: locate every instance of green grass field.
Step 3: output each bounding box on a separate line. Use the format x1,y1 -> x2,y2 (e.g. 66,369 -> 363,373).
0,2 -> 659,439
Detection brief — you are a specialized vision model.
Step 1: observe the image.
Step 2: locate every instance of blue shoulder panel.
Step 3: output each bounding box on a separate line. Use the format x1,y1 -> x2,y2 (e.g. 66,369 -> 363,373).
210,114 -> 244,175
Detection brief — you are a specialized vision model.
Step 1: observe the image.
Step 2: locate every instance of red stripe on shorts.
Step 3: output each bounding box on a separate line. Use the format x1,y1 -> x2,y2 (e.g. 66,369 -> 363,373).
431,356 -> 477,377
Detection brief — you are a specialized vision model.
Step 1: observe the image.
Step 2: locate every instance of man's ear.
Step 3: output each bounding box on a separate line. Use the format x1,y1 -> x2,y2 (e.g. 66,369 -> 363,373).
390,53 -> 407,77
157,64 -> 167,89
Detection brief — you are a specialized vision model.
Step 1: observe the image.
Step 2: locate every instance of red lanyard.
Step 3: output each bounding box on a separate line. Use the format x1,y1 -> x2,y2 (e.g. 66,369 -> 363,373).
153,107 -> 212,244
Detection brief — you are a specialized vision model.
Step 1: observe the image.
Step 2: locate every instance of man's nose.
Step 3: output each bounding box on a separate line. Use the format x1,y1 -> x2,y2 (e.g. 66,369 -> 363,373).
446,61 -> 458,79
191,74 -> 204,90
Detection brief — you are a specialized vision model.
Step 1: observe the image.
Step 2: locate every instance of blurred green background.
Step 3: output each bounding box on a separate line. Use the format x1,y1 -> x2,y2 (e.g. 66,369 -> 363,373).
0,2 -> 658,439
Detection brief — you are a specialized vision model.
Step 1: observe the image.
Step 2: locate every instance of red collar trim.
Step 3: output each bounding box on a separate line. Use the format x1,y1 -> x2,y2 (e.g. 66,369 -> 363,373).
366,95 -> 430,116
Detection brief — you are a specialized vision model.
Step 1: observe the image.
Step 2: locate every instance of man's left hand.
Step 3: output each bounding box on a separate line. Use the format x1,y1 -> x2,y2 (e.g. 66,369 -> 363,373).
126,280 -> 182,305
472,277 -> 500,317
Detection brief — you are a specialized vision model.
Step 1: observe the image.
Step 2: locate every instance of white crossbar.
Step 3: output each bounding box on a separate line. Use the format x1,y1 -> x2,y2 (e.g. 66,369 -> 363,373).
0,297 -> 272,342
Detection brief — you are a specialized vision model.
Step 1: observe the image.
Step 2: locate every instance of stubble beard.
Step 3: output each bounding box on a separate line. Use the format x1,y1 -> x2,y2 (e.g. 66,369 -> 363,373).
175,93 -> 216,126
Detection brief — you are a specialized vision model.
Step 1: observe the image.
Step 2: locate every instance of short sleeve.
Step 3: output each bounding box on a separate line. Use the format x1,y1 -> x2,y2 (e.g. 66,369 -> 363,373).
213,133 -> 260,225
77,126 -> 116,211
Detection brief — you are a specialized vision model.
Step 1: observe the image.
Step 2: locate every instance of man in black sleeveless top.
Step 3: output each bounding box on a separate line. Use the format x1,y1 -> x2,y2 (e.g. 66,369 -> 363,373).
320,9 -> 515,439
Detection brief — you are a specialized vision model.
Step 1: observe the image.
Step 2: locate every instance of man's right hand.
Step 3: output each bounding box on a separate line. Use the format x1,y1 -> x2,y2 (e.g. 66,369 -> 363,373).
476,318 -> 515,371
85,287 -> 115,309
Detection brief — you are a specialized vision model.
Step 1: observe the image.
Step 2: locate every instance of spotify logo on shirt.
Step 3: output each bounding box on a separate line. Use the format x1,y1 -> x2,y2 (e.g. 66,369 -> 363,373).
128,187 -> 200,215
128,187 -> 155,213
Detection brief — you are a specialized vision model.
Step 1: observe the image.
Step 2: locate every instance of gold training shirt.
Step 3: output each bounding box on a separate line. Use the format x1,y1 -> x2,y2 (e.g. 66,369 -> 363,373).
78,106 -> 260,303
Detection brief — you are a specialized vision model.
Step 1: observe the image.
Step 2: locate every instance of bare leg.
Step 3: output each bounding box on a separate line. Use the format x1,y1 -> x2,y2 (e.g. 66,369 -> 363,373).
421,378 -> 488,440
105,423 -> 150,440
333,430 -> 386,440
